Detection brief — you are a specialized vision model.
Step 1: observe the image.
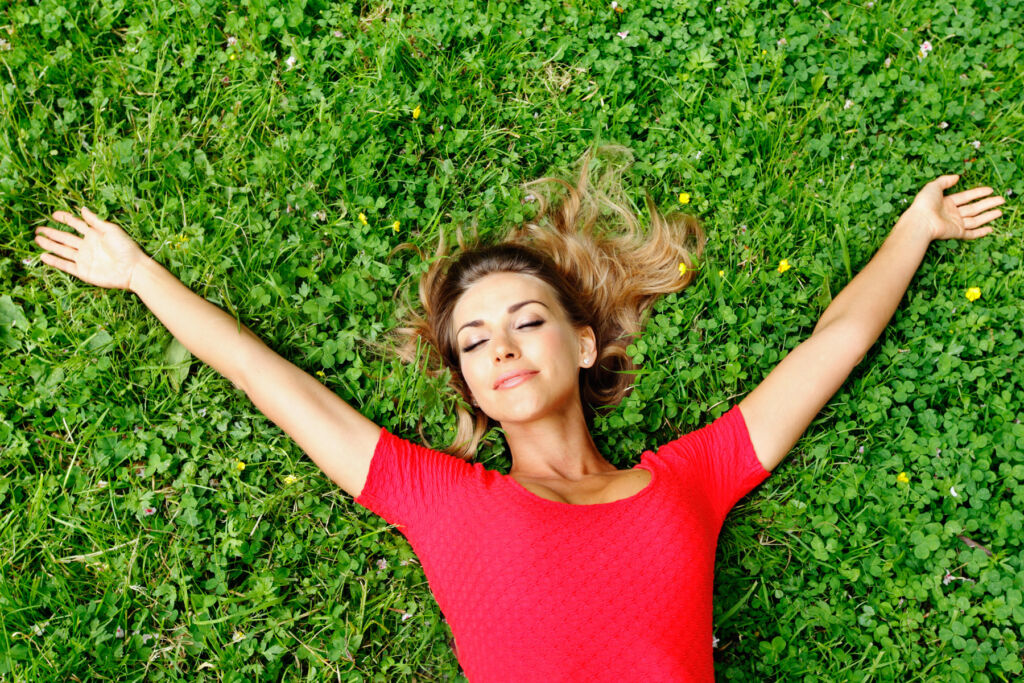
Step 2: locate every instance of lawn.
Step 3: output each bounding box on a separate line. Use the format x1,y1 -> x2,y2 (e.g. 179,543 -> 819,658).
1,0 -> 1022,680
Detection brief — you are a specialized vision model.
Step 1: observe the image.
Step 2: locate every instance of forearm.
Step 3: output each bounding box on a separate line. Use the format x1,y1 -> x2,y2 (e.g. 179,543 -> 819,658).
813,215 -> 933,348
130,256 -> 262,391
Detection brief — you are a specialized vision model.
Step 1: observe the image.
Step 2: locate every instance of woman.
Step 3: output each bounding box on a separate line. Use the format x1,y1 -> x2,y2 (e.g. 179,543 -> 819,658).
32,146 -> 1004,681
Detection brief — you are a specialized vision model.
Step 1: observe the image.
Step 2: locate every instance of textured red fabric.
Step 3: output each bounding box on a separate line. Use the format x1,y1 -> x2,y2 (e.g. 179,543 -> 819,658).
355,405 -> 771,682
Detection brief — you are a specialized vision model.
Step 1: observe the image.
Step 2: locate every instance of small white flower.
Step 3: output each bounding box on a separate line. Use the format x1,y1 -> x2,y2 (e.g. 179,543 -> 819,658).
712,634 -> 720,647
950,486 -> 958,497
141,633 -> 155,644
715,6 -> 723,12
376,558 -> 388,570
695,150 -> 703,159
116,626 -> 125,638
524,194 -> 536,203
818,178 -> 824,184
285,54 -> 297,70
226,36 -> 237,47
617,30 -> 629,39
844,99 -> 853,110
232,630 -> 245,642
866,0 -> 874,7
884,57 -> 892,68
943,572 -> 953,585
939,121 -> 949,129
313,210 -> 327,222
858,446 -> 864,454
777,38 -> 787,47
98,479 -> 108,489
333,30 -> 343,38
611,1 -> 618,8
0,38 -> 11,51
920,40 -> 933,55
198,408 -> 207,417
22,258 -> 32,266
401,612 -> 414,621
32,623 -> 45,637
971,140 -> 981,149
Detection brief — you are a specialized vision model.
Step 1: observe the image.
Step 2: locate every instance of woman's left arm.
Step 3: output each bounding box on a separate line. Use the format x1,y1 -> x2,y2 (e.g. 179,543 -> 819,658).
739,175 -> 1006,473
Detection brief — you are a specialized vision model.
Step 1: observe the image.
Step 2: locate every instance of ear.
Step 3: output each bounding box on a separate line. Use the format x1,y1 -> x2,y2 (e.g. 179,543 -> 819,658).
577,325 -> 597,367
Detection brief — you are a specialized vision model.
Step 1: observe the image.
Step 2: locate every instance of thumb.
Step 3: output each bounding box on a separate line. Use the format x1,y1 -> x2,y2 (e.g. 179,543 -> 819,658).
932,174 -> 960,191
79,206 -> 111,233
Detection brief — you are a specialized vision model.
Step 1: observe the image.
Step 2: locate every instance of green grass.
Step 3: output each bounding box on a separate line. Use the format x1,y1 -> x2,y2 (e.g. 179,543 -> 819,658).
2,0 -> 1022,680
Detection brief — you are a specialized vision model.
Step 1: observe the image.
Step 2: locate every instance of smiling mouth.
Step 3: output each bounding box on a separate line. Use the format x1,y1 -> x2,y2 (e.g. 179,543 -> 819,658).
496,372 -> 538,389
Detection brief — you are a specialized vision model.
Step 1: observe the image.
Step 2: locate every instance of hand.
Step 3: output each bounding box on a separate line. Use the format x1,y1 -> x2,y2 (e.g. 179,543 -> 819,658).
902,175 -> 1006,242
33,206 -> 149,291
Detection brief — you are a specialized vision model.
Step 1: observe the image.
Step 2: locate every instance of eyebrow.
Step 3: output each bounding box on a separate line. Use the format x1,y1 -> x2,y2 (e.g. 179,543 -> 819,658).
456,300 -> 549,336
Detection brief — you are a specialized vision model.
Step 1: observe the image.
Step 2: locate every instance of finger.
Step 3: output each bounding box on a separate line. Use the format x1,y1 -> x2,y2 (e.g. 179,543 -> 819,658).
39,252 -> 80,278
963,226 -> 994,240
960,195 -> 1005,218
52,209 -> 93,236
964,209 -> 1003,229
949,186 -> 994,206
36,225 -> 84,250
35,232 -> 79,261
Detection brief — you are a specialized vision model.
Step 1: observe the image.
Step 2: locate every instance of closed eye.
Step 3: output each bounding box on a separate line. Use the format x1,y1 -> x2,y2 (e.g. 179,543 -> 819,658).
462,320 -> 543,353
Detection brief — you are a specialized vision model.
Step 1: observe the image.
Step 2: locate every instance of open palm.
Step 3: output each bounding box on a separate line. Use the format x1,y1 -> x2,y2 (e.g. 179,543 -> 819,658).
33,207 -> 148,291
906,175 -> 1006,242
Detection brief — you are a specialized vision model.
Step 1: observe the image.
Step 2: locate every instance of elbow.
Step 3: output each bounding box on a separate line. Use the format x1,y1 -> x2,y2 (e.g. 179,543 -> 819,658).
813,319 -> 871,361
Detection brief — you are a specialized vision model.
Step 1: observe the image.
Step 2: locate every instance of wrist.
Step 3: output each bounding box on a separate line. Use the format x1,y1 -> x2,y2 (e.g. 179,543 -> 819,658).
129,255 -> 159,294
894,211 -> 936,244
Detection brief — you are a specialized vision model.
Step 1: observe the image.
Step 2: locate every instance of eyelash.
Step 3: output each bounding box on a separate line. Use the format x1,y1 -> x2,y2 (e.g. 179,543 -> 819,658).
462,321 -> 543,353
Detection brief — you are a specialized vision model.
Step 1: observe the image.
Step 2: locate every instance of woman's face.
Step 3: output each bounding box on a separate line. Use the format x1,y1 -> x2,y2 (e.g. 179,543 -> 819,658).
452,272 -> 595,425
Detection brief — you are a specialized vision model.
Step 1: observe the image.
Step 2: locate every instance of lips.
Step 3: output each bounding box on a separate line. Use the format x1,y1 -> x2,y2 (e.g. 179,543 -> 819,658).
494,370 -> 538,390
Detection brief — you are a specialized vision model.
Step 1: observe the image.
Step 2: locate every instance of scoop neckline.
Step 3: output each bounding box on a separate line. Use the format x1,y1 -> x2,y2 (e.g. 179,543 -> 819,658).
503,456 -> 657,508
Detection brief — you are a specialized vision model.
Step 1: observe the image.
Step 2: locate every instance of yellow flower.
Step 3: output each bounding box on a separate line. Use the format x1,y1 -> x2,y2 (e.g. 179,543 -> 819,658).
896,471 -> 910,484
283,474 -> 298,485
678,192 -> 690,205
236,460 -> 246,472
679,262 -> 688,277
965,287 -> 981,302
315,370 -> 325,378
229,54 -> 236,61
392,220 -> 400,232
412,105 -> 421,119
718,270 -> 725,277
358,212 -> 367,225
232,630 -> 245,643
777,259 -> 791,274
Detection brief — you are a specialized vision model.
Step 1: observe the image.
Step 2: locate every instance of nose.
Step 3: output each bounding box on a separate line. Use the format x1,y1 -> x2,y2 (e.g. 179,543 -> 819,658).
491,331 -> 520,361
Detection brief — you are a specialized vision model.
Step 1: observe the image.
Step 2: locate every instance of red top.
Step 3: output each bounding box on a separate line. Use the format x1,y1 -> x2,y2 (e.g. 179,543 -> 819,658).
355,405 -> 771,682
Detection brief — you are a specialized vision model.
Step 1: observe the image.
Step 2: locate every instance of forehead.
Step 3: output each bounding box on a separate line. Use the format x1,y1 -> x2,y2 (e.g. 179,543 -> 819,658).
453,273 -> 556,323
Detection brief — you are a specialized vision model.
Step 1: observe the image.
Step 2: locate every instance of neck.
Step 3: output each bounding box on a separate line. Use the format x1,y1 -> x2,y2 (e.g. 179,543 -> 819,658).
504,401 -> 617,481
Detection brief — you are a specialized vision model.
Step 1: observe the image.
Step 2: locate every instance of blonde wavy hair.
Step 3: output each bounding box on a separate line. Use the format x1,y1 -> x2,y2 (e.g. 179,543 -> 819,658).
378,143 -> 706,460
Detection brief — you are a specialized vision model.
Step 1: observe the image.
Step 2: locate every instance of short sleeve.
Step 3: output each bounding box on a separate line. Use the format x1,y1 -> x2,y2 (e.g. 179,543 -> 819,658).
656,405 -> 770,524
354,426 -> 471,536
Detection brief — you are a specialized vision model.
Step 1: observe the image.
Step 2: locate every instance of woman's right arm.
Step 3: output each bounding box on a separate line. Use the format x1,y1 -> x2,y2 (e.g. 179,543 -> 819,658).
35,207 -> 382,499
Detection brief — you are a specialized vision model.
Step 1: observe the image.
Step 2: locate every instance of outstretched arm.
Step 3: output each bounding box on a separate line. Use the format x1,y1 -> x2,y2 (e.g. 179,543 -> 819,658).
34,207 -> 382,498
737,176 -> 1006,473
